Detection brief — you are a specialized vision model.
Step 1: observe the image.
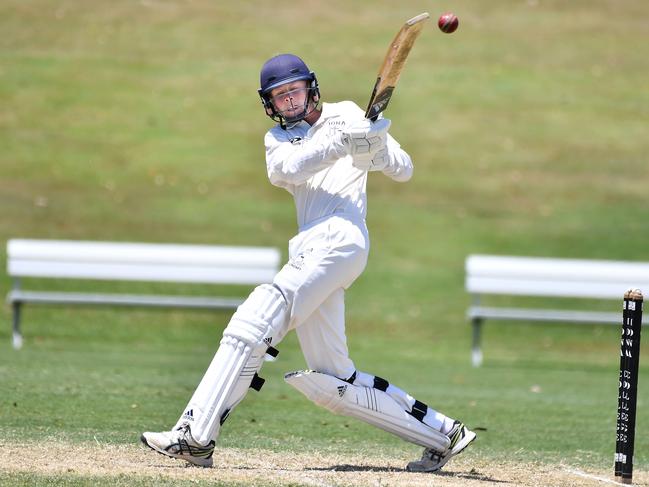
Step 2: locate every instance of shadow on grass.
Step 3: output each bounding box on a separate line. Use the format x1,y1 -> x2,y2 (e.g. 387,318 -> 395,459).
306,464 -> 509,483
306,464 -> 401,473
436,468 -> 510,484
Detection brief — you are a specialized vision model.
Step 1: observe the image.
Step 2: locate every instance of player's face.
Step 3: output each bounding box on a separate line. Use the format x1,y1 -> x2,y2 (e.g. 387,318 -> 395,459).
269,80 -> 310,118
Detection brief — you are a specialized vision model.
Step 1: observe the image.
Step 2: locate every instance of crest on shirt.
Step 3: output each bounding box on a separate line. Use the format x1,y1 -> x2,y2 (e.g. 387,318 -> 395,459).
289,136 -> 303,144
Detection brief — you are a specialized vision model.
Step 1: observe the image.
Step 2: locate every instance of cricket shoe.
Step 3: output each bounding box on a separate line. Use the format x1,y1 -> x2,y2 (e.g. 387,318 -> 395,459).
406,421 -> 476,473
141,423 -> 215,467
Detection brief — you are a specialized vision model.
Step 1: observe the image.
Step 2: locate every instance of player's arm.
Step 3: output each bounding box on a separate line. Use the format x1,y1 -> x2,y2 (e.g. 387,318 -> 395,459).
376,133 -> 413,182
350,124 -> 413,182
265,119 -> 392,187
264,130 -> 348,187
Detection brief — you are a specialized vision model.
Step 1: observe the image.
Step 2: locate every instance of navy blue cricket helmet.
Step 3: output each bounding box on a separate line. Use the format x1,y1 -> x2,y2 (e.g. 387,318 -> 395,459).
258,54 -> 320,127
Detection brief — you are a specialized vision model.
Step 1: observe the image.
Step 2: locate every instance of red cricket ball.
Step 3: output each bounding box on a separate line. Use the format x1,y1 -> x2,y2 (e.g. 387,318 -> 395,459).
438,12 -> 459,34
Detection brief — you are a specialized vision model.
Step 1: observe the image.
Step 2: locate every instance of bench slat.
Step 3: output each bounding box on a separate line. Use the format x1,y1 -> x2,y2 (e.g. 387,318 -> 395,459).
8,290 -> 244,309
467,254 -> 649,281
9,260 -> 278,285
466,277 -> 643,299
468,306 -> 620,324
8,239 -> 281,284
8,239 -> 281,268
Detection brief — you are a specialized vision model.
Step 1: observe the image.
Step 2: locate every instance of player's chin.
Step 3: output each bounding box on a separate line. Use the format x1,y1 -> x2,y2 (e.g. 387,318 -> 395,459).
281,109 -> 306,122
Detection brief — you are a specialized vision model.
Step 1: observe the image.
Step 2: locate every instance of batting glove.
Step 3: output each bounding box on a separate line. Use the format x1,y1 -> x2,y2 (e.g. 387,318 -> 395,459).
341,118 -> 391,156
352,147 -> 389,172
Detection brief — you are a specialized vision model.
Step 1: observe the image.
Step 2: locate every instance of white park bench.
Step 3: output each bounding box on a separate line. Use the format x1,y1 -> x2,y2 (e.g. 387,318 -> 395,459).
6,239 -> 281,349
465,254 -> 649,367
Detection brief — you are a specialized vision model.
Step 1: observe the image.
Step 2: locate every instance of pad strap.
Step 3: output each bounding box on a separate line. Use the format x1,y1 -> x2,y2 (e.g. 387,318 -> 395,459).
266,346 -> 279,358
250,373 -> 265,391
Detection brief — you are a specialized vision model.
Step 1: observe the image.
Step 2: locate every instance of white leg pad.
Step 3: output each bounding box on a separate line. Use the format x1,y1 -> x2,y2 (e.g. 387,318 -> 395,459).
176,284 -> 288,445
285,370 -> 451,451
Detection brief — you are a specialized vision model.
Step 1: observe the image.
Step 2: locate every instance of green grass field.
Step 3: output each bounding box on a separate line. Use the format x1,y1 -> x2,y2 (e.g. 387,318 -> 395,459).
1,1 -> 648,485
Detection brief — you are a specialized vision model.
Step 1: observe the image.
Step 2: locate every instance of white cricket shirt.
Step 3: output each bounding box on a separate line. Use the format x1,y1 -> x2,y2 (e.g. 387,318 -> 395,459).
264,101 -> 413,230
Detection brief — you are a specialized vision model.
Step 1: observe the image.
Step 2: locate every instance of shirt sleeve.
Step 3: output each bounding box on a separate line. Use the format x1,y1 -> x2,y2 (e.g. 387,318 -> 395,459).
381,133 -> 414,182
265,128 -> 348,187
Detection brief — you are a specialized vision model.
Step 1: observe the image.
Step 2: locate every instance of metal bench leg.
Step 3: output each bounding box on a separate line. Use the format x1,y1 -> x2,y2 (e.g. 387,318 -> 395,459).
12,301 -> 23,350
471,317 -> 483,367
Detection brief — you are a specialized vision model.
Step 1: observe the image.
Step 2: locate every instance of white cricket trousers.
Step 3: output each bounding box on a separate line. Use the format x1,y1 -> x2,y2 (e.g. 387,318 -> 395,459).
175,211 -> 456,445
273,212 -> 369,380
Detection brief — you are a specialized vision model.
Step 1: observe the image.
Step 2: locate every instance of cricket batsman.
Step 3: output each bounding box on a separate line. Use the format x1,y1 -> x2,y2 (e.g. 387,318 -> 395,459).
141,53 -> 476,473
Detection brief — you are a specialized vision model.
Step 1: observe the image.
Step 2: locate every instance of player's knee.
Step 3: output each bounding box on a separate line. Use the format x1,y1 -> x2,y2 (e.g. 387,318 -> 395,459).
284,370 -> 347,414
224,283 -> 290,345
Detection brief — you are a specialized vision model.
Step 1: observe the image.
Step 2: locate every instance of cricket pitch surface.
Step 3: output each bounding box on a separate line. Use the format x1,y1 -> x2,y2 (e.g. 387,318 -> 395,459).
1,441 -> 647,486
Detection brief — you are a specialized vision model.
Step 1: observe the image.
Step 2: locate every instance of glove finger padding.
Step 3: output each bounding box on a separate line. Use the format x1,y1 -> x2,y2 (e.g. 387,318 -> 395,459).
369,147 -> 389,171
342,118 -> 391,156
368,134 -> 387,152
353,147 -> 390,172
